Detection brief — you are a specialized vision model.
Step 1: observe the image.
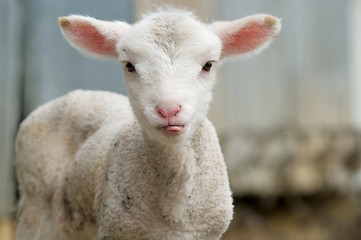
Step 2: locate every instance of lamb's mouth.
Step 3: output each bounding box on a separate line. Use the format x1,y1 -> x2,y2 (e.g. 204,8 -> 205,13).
160,125 -> 185,135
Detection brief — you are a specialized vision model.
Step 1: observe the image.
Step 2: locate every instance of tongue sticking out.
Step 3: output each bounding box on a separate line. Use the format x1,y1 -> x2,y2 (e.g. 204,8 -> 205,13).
165,125 -> 184,132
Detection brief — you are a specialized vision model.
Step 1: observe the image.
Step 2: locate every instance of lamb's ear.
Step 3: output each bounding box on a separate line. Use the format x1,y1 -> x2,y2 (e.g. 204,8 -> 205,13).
59,15 -> 131,58
210,14 -> 281,59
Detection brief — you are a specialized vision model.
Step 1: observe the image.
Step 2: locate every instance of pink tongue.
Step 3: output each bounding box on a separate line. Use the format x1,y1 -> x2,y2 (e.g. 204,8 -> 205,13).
165,125 -> 183,132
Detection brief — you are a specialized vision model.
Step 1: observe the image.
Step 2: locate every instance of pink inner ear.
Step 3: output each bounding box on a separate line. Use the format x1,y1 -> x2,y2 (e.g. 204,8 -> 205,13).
67,23 -> 117,57
223,22 -> 272,55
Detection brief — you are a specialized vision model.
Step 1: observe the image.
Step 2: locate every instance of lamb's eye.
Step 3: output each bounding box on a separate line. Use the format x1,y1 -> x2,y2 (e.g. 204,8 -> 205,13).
124,62 -> 135,72
202,61 -> 213,72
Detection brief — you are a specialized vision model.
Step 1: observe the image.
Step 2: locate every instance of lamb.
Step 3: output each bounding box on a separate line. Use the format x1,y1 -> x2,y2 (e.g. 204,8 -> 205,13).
15,8 -> 281,240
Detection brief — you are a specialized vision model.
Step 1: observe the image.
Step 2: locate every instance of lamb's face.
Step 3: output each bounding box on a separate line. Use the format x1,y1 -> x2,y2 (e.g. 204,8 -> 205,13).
59,10 -> 281,145
118,13 -> 222,144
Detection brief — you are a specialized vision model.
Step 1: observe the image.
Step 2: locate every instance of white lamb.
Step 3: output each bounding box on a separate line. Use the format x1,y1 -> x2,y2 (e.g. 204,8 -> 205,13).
15,8 -> 281,240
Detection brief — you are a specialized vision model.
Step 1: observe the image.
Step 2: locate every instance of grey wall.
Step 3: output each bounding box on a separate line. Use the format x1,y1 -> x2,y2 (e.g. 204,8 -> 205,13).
1,0 -> 358,215
0,0 -> 24,217
209,0 -> 355,196
210,0 -> 350,133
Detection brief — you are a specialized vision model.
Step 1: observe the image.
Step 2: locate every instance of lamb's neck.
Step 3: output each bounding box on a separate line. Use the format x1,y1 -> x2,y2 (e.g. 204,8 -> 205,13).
144,137 -> 198,222
144,138 -> 197,181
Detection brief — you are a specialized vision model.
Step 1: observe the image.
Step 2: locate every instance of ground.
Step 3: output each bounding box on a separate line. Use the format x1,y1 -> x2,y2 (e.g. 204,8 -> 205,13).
222,194 -> 361,240
0,217 -> 14,240
2,193 -> 360,240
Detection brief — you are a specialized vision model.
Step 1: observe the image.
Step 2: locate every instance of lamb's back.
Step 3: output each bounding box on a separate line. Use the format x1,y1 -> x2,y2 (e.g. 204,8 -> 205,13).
16,90 -> 133,206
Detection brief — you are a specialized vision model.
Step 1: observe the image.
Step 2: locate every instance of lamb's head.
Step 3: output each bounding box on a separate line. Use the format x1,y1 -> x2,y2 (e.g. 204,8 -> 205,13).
59,9 -> 281,145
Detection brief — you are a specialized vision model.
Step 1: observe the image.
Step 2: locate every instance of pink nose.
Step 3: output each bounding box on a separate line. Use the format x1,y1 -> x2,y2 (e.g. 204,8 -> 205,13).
156,105 -> 182,119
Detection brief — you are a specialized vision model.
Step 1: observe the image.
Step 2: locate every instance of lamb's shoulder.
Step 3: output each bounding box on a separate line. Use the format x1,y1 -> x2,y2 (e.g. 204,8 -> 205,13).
189,119 -> 233,237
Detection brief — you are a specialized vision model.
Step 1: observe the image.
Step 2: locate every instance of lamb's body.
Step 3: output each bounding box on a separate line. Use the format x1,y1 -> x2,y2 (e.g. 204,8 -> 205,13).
15,8 -> 281,240
16,90 -> 232,239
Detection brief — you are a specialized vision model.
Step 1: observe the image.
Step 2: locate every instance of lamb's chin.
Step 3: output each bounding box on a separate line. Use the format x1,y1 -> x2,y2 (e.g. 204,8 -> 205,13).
143,125 -> 188,145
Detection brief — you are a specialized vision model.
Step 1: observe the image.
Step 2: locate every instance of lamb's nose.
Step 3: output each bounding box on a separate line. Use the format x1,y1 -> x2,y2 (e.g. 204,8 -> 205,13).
156,105 -> 182,119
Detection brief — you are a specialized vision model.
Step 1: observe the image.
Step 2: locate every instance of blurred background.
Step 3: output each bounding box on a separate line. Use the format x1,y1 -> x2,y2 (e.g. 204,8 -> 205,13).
1,0 -> 361,239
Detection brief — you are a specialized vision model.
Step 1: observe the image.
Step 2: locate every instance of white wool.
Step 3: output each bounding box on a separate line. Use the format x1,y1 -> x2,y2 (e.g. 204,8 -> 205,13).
16,8 -> 281,240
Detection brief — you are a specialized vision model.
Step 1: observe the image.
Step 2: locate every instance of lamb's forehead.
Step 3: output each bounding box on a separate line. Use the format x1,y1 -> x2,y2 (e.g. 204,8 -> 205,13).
120,10 -> 221,60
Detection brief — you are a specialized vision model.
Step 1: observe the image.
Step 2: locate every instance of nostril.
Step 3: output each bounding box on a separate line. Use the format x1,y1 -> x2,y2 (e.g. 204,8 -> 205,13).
156,106 -> 167,118
170,105 -> 182,117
